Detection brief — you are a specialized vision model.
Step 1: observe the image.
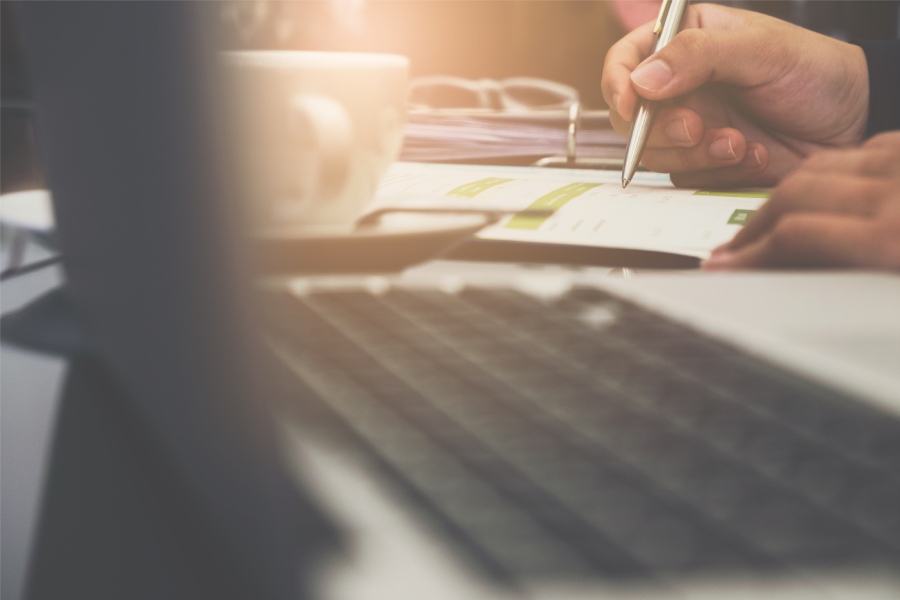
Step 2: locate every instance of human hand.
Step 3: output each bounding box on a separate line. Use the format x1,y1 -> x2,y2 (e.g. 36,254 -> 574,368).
601,4 -> 869,188
703,132 -> 900,269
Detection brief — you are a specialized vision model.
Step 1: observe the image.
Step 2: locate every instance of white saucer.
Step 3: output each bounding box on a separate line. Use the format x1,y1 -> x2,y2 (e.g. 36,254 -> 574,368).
254,213 -> 491,274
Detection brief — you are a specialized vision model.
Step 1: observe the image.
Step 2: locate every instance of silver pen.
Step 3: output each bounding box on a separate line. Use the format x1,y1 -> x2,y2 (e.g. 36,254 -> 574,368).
621,0 -> 690,188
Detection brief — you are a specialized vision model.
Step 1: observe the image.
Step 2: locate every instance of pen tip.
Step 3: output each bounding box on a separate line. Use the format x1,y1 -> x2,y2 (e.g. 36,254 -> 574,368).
622,179 -> 629,188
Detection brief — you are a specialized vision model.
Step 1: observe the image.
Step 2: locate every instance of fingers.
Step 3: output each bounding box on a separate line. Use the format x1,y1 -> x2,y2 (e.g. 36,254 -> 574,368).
629,19 -> 794,104
609,105 -> 705,149
701,122 -> 900,271
609,107 -> 755,176
724,147 -> 898,251
726,172 -> 889,252
637,127 -> 750,173
609,107 -> 775,187
603,1 -> 806,143
802,143 -> 900,179
601,4 -> 744,119
670,142 -> 771,188
704,214 -> 885,269
602,21 -> 659,121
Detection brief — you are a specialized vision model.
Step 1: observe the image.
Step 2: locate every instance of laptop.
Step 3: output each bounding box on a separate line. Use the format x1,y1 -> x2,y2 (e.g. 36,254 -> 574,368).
14,2 -> 900,599
264,265 -> 900,600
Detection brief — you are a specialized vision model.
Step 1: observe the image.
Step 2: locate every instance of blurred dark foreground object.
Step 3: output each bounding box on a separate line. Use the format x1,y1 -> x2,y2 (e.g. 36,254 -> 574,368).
9,2 -> 338,599
1,2 -> 43,194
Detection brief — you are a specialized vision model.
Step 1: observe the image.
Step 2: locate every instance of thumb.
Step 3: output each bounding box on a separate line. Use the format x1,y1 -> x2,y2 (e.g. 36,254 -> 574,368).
630,27 -> 792,100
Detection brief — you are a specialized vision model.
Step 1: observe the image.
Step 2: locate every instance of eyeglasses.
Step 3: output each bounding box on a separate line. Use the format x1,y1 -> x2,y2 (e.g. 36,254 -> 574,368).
408,76 -> 580,113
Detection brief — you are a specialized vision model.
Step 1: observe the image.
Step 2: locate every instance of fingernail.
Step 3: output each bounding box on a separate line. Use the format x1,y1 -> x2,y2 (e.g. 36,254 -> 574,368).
664,117 -> 693,145
631,59 -> 673,92
612,92 -> 622,115
702,251 -> 734,270
742,146 -> 762,168
748,147 -> 762,167
710,136 -> 736,161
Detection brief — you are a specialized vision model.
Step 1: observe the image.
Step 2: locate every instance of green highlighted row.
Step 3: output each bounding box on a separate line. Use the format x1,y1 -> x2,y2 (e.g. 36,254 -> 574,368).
506,182 -> 603,230
447,177 -> 513,198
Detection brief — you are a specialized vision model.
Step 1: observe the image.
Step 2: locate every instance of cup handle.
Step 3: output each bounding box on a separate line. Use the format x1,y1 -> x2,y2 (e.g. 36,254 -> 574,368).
289,94 -> 353,200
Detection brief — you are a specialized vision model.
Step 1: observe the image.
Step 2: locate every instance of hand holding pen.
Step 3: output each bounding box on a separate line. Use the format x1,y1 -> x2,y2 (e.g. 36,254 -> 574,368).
602,3 -> 869,189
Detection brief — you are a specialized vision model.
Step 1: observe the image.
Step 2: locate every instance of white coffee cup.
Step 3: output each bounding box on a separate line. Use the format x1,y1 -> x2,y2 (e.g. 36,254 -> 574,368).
223,51 -> 409,230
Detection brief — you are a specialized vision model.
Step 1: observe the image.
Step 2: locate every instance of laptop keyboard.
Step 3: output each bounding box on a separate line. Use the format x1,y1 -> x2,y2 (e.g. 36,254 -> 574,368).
264,283 -> 900,583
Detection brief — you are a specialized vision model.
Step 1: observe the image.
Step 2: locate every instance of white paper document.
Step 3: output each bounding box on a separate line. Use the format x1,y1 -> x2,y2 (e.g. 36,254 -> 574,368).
371,162 -> 769,259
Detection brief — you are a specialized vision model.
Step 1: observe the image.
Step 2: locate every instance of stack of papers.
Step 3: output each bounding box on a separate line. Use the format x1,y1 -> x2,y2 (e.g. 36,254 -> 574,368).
400,111 -> 626,163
